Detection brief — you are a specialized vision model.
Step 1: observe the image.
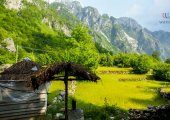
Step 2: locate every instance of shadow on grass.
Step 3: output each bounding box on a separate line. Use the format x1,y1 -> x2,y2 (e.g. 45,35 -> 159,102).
47,90 -> 128,120
140,86 -> 160,93
129,93 -> 168,109
70,97 -> 128,120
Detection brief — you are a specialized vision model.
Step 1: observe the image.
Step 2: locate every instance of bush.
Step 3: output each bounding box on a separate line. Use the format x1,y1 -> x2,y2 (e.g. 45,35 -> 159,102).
113,53 -> 139,68
165,58 -> 170,64
153,63 -> 170,81
132,55 -> 154,74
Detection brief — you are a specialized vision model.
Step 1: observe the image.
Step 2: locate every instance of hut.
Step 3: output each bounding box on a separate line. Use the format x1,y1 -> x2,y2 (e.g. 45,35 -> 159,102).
0,58 -> 50,120
0,60 -> 100,120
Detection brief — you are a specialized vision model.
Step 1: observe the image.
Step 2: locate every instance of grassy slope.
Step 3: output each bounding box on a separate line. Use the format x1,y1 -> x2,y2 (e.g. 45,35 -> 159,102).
48,67 -> 169,110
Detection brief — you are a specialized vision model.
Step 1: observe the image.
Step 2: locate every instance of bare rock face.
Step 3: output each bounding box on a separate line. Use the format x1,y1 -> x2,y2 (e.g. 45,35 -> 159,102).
4,0 -> 34,10
4,0 -> 23,10
61,25 -> 71,36
42,17 -> 60,30
3,38 -> 16,52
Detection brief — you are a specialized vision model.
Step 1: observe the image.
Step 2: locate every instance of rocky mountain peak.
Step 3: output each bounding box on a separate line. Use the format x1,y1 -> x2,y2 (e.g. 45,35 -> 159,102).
77,6 -> 100,27
117,17 -> 142,32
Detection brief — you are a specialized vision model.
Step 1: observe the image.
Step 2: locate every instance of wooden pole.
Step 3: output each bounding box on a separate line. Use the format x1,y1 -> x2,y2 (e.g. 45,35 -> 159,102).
64,65 -> 69,120
0,88 -> 2,101
16,45 -> 18,63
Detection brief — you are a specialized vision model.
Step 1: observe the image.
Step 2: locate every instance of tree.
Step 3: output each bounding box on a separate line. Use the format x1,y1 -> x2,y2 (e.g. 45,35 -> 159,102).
153,63 -> 170,81
99,53 -> 113,66
165,58 -> 170,64
71,25 -> 92,44
152,51 -> 160,61
113,53 -> 139,68
133,55 -> 154,74
70,25 -> 99,70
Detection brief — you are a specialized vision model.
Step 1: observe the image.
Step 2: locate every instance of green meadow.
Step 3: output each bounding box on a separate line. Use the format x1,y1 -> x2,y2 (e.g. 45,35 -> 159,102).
48,67 -> 169,112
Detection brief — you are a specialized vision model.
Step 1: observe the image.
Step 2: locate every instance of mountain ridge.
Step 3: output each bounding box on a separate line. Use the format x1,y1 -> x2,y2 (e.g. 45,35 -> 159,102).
52,0 -> 170,59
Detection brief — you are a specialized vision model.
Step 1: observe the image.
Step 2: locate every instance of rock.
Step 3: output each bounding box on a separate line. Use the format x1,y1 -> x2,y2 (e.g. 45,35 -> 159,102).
129,104 -> 170,120
55,113 -> 64,120
61,25 -> 71,37
57,95 -> 63,101
110,116 -> 114,120
3,38 -> 16,52
68,109 -> 84,120
4,0 -> 23,10
148,106 -> 155,109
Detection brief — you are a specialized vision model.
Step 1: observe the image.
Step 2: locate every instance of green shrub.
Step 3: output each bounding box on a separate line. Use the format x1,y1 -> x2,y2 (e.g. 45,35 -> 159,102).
165,58 -> 170,64
153,63 -> 170,81
132,55 -> 154,74
113,53 -> 139,68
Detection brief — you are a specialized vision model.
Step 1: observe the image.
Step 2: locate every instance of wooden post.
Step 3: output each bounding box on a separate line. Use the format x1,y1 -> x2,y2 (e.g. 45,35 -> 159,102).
64,65 -> 69,120
0,88 -> 2,101
16,45 -> 18,63
72,99 -> 76,110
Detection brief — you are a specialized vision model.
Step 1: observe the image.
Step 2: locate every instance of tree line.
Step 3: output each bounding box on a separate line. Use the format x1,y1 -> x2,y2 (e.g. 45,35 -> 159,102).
100,52 -> 170,82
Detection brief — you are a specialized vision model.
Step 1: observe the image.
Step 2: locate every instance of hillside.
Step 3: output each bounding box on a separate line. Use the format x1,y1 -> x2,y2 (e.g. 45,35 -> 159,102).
0,0 -> 100,69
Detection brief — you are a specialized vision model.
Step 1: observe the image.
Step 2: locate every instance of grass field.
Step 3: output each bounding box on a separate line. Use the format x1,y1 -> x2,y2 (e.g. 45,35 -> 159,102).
48,67 -> 169,110
161,87 -> 170,92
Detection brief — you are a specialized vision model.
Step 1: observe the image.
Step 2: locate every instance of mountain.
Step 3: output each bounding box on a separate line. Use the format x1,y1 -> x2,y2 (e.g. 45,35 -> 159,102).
51,1 -> 119,53
52,0 -> 170,59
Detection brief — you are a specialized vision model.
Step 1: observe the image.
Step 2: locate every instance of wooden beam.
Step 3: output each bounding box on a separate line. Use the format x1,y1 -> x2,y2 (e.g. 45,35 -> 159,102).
64,67 -> 69,120
52,78 -> 78,81
0,80 -> 28,82
0,88 -> 2,101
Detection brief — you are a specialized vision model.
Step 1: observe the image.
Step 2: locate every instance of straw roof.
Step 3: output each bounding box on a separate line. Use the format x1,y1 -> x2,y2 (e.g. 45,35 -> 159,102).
1,59 -> 41,75
0,59 -> 41,89
31,62 -> 100,89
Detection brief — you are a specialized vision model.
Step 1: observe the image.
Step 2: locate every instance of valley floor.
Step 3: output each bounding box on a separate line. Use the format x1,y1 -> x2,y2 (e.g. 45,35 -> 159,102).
47,67 -> 170,119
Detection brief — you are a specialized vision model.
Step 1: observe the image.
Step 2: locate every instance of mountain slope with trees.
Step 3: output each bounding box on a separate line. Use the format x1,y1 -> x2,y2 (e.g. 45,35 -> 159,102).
0,0 -> 100,69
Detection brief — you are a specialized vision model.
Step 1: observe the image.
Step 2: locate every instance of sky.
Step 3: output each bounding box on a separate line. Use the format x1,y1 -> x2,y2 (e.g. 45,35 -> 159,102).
48,0 -> 170,32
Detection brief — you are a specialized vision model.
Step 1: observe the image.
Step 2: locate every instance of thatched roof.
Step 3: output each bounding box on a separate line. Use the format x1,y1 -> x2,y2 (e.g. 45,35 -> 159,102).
0,59 -> 41,89
1,58 -> 41,75
30,62 -> 100,89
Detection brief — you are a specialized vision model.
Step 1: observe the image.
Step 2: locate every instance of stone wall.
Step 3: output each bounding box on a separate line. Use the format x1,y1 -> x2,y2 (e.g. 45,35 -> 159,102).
129,104 -> 170,120
159,88 -> 170,100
